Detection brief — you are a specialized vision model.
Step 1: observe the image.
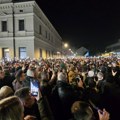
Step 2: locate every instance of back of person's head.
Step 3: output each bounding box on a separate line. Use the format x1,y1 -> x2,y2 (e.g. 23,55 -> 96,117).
71,101 -> 93,120
88,79 -> 96,89
88,71 -> 94,77
0,86 -> 14,100
112,67 -> 118,72
15,87 -> 35,108
14,87 -> 30,100
0,96 -> 23,120
3,66 -> 10,75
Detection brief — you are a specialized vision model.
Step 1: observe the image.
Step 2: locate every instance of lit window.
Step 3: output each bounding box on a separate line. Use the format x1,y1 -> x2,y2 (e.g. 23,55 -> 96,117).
40,48 -> 42,57
2,48 -> 9,60
19,47 -> 26,59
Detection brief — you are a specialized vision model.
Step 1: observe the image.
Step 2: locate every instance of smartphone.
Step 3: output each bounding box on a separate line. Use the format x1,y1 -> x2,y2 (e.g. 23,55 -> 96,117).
30,80 -> 39,97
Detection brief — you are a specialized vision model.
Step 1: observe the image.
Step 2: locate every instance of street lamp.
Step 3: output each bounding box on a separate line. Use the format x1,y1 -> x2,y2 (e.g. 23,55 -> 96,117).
64,43 -> 68,48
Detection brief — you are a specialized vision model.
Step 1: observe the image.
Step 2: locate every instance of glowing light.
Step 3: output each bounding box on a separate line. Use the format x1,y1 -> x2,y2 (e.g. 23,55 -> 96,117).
64,43 -> 68,48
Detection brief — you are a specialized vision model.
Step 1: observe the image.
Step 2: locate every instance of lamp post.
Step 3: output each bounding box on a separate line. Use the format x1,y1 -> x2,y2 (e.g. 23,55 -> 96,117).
12,0 -> 16,59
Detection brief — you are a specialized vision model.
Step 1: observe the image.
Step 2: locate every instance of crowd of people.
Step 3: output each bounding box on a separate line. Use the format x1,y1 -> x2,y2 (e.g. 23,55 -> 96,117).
0,57 -> 120,120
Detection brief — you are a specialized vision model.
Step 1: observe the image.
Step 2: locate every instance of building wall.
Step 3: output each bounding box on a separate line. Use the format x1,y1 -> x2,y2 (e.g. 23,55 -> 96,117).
33,2 -> 62,55
0,1 -> 62,59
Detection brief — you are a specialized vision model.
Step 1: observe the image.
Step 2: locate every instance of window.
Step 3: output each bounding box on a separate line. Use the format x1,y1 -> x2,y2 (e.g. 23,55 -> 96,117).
19,20 -> 24,31
2,48 -> 9,60
52,51 -> 54,57
39,25 -> 42,34
20,10 -> 23,12
45,31 -> 47,38
19,47 -> 26,59
40,48 -> 42,58
49,51 -> 50,57
49,33 -> 50,40
51,36 -> 53,42
46,50 -> 47,58
1,21 -> 7,32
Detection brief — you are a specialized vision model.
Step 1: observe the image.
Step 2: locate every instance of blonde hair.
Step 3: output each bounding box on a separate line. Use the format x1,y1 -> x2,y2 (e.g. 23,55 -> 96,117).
0,86 -> 14,100
0,96 -> 23,120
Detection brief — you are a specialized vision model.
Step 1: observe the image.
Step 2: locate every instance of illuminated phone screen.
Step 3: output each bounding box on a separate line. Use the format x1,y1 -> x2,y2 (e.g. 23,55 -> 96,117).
30,80 -> 39,96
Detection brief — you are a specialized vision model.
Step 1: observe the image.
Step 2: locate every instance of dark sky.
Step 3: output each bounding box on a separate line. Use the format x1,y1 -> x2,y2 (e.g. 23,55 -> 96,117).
36,0 -> 120,54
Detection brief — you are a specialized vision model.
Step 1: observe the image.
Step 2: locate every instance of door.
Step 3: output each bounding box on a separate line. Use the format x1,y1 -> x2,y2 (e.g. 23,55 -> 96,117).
2,48 -> 10,60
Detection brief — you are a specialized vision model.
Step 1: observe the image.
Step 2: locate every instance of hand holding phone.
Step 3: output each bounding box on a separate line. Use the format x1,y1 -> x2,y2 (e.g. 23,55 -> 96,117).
30,80 -> 39,97
98,109 -> 110,120
35,90 -> 42,101
30,80 -> 42,101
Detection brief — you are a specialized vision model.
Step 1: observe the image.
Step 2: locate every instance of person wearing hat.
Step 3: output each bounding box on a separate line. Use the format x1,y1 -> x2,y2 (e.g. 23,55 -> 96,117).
24,64 -> 37,88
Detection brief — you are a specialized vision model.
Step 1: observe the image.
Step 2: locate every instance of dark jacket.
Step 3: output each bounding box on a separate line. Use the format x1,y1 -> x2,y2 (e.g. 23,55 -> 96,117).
24,97 -> 53,120
0,76 -> 13,90
38,97 -> 54,120
100,81 -> 120,120
51,80 -> 78,120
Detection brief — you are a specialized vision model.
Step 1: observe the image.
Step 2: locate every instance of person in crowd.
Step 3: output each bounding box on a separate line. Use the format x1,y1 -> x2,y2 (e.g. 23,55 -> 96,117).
86,78 -> 101,105
71,101 -> 110,120
111,64 -> 120,86
0,57 -> 120,120
0,86 -> 14,100
52,72 -> 79,120
68,65 -> 76,84
15,87 -> 53,120
71,76 -> 87,101
85,70 -> 95,87
40,71 -> 51,97
0,96 -> 24,120
12,69 -> 26,91
97,72 -> 105,93
0,69 -> 13,89
24,64 -> 36,87
100,75 -> 120,120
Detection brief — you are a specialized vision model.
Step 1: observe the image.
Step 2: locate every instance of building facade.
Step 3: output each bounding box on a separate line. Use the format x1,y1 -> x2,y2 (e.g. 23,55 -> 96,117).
0,0 -> 62,59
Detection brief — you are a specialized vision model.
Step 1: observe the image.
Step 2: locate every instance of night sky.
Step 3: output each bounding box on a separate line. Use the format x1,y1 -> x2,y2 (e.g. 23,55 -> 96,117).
36,0 -> 120,55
